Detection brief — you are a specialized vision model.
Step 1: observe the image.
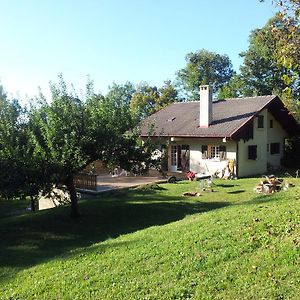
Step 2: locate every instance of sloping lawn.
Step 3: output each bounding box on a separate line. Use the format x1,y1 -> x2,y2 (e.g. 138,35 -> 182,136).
0,177 -> 299,299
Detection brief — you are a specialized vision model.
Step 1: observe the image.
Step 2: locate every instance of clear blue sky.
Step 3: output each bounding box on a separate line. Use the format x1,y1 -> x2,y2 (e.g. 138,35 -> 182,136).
0,0 -> 277,100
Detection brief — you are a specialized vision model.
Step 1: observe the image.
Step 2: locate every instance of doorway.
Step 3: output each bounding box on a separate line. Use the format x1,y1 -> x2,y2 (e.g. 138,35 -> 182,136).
170,144 -> 190,171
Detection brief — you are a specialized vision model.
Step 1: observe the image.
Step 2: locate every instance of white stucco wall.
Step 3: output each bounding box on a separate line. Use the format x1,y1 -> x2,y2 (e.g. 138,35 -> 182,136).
167,138 -> 236,175
266,111 -> 287,167
238,109 -> 288,177
238,109 -> 268,177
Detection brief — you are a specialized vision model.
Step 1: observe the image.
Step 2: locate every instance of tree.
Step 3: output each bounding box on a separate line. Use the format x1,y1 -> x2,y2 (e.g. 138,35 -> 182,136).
28,76 -> 120,217
260,0 -> 300,72
106,82 -> 136,107
157,80 -> 179,109
229,15 -> 297,98
218,74 -> 247,99
27,76 -> 152,217
130,81 -> 179,121
257,1 -> 300,117
0,91 -> 40,209
176,49 -> 234,100
105,82 -> 136,128
0,77 -> 155,217
0,90 -> 25,198
219,12 -> 299,112
130,83 -> 160,121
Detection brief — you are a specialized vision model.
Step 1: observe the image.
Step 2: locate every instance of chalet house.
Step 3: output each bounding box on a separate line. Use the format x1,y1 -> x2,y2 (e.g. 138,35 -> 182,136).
140,85 -> 300,177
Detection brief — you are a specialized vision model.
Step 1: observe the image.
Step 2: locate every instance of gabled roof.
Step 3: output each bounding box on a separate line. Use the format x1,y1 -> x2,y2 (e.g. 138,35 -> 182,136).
140,95 -> 300,139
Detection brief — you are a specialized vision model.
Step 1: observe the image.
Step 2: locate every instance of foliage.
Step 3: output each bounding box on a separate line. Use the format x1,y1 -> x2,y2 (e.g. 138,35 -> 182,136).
281,136 -> 300,168
158,80 -> 179,109
28,76 -> 144,217
220,15 -> 299,99
106,81 -> 135,106
259,1 -> 300,119
176,49 -> 234,100
130,81 -> 179,121
0,177 -> 299,299
218,74 -> 246,99
130,82 -> 160,121
0,78 -> 159,216
261,0 -> 300,72
239,17 -> 294,96
1,76 -> 154,217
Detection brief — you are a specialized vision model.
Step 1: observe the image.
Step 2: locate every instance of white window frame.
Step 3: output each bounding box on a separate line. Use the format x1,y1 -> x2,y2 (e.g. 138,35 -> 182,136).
171,145 -> 177,166
209,146 -> 220,159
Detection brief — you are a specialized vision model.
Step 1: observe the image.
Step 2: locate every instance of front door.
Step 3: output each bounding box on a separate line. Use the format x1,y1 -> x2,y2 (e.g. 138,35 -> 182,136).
170,144 -> 190,172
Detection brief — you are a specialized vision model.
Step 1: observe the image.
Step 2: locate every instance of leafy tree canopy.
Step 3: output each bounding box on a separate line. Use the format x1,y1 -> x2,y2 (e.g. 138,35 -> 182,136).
25,76 -> 152,217
130,81 -> 179,121
176,49 -> 234,100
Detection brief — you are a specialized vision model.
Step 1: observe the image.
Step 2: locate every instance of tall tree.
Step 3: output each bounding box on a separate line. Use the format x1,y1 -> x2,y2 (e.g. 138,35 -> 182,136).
233,15 -> 295,97
130,83 -> 160,121
0,90 -> 23,199
28,76 -> 149,217
259,0 -> 300,119
105,82 -> 136,128
259,0 -> 300,72
176,49 -> 234,100
157,80 -> 179,109
218,74 -> 247,99
130,81 -> 179,121
219,12 -> 299,109
29,80 -> 94,217
106,82 -> 136,107
0,91 -> 41,206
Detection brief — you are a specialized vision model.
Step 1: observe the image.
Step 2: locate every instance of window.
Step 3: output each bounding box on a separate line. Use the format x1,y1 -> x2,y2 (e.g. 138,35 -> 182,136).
201,145 -> 226,160
270,143 -> 280,155
210,146 -> 220,159
257,115 -> 264,128
270,119 -> 273,128
248,145 -> 257,160
171,145 -> 177,166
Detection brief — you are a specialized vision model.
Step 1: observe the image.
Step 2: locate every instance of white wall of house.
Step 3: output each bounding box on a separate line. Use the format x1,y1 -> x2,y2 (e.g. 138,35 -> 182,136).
167,138 -> 236,175
191,138 -> 236,174
266,111 -> 287,168
237,109 -> 288,177
238,109 -> 268,177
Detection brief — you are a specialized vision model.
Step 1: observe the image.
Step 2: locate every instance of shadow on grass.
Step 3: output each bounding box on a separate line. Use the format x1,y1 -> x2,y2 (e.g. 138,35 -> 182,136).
0,188 -> 229,275
243,192 -> 282,205
227,190 -> 245,194
214,183 -> 240,188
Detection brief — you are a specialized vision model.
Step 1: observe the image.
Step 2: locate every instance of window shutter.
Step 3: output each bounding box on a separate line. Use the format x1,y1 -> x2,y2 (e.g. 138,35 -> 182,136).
219,145 -> 226,160
202,145 -> 208,159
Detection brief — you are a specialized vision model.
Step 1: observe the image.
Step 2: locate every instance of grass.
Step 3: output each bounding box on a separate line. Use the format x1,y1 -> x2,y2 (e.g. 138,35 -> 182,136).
0,177 -> 299,299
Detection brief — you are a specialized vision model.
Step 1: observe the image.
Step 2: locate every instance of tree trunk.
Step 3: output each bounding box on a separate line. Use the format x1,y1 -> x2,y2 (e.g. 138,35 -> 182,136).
65,176 -> 80,218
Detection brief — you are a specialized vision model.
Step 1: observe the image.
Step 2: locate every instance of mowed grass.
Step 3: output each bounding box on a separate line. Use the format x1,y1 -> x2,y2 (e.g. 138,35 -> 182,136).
0,177 -> 299,299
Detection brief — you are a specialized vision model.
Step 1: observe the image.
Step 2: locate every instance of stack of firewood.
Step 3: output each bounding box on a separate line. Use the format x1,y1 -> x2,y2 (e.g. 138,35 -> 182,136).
255,175 -> 287,194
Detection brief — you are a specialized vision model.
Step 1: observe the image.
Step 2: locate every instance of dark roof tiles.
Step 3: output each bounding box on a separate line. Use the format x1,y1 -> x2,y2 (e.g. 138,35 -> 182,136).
140,95 -> 277,138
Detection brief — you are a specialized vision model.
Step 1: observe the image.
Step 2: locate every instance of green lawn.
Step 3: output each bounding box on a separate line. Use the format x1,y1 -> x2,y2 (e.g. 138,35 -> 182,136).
0,177 -> 299,299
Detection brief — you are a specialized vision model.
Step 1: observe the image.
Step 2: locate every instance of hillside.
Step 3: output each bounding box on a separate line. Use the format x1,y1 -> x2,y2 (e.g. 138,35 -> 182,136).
0,177 -> 299,299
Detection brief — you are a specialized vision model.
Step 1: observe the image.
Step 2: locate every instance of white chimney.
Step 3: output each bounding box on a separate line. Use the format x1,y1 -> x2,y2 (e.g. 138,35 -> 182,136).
199,85 -> 212,127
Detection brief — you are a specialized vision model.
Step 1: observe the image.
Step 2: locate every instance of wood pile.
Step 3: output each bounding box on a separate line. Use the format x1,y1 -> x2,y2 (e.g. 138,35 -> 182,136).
254,175 -> 291,194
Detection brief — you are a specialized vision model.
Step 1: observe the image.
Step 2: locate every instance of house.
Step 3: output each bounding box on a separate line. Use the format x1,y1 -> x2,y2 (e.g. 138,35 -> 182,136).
140,85 -> 300,177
